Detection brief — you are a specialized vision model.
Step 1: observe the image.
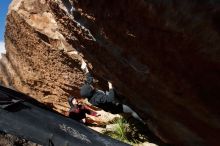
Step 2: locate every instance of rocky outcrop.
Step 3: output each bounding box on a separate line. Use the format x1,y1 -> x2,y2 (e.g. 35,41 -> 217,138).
1,0 -> 220,146
0,0 -> 87,114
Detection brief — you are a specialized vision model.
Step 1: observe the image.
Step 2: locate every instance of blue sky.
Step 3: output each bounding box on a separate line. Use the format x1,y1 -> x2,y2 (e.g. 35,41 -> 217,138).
0,0 -> 11,57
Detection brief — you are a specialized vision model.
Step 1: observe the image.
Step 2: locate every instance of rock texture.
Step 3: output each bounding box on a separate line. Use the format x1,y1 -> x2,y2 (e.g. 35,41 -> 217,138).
0,132 -> 41,146
0,0 -> 87,114
1,0 -> 220,146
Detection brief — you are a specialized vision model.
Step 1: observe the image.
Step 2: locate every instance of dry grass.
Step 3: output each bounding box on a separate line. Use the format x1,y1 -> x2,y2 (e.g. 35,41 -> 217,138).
102,118 -> 147,145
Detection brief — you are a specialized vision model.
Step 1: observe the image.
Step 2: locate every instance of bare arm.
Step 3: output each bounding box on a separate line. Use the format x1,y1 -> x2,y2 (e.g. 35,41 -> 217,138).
107,81 -> 115,102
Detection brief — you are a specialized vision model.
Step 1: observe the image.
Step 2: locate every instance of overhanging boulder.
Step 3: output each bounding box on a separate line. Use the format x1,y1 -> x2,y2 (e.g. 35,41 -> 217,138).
1,0 -> 220,145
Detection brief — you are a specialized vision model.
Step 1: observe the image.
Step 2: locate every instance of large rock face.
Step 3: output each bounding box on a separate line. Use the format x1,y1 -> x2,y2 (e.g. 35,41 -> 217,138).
0,0 -> 87,113
1,0 -> 220,146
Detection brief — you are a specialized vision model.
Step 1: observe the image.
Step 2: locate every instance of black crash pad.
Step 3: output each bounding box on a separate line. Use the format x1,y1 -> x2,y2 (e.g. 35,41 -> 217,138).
0,85 -> 129,146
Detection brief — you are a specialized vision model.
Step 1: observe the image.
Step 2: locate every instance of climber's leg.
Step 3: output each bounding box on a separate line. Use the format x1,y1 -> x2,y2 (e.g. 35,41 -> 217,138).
122,104 -> 145,124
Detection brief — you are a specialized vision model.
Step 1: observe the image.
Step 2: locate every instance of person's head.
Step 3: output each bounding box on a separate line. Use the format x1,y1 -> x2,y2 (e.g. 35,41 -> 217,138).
80,84 -> 95,98
68,96 -> 83,108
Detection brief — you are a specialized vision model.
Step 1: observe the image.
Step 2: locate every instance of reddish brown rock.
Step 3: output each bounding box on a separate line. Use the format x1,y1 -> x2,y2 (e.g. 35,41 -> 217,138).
67,0 -> 220,146
0,0 -> 87,114
1,0 -> 220,146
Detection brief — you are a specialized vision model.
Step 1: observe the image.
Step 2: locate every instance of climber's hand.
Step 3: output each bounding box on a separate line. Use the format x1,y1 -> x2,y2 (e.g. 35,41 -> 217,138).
81,59 -> 87,70
108,81 -> 113,89
81,59 -> 89,73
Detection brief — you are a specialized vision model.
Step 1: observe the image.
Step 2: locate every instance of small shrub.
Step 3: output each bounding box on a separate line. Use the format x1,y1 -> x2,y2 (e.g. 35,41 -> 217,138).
102,118 -> 144,145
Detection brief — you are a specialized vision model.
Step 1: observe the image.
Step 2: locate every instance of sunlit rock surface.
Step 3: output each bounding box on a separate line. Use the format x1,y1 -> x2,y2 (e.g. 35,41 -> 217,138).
0,0 -> 220,146
0,0 -> 86,114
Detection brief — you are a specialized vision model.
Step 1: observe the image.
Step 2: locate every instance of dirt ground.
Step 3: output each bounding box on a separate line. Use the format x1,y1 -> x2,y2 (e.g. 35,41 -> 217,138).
0,132 -> 41,146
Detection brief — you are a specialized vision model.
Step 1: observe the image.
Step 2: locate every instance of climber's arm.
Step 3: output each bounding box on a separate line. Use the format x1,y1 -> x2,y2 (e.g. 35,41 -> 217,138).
81,59 -> 94,85
107,81 -> 115,102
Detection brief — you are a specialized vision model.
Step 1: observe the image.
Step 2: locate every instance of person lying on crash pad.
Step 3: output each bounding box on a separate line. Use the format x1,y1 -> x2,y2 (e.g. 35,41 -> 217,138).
79,59 -> 145,124
67,96 -> 101,124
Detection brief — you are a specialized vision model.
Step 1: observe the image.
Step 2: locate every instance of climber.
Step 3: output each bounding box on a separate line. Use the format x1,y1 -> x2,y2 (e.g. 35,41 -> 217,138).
67,96 -> 101,124
79,59 -> 145,124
